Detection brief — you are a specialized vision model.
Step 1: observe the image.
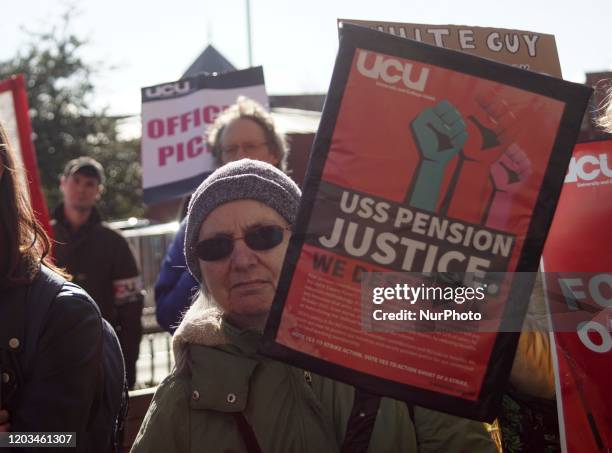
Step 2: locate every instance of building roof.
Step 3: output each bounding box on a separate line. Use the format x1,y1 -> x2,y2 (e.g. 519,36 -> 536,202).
270,94 -> 326,112
182,45 -> 237,78
270,108 -> 321,134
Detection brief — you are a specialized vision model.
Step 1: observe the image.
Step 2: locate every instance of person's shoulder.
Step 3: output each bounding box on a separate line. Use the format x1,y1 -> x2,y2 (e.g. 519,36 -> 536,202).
32,267 -> 101,319
49,281 -> 103,332
95,222 -> 132,246
55,280 -> 101,312
155,371 -> 192,403
97,221 -> 125,237
131,372 -> 192,453
31,271 -> 104,364
136,371 -> 190,416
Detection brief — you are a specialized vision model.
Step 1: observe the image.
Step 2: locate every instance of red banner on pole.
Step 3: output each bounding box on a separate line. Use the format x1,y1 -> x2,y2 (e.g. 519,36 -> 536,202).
542,139 -> 612,452
0,74 -> 52,238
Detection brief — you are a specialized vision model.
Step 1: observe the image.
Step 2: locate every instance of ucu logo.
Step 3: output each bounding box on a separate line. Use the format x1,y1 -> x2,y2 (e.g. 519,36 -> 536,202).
144,81 -> 191,99
565,153 -> 612,183
356,50 -> 430,92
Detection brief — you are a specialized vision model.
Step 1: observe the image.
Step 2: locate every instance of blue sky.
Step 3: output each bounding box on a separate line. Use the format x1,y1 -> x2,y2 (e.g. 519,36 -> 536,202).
2,0 -> 611,115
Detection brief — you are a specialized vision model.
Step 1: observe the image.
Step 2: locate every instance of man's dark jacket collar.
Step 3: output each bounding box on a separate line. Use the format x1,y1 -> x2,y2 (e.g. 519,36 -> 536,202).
53,203 -> 103,232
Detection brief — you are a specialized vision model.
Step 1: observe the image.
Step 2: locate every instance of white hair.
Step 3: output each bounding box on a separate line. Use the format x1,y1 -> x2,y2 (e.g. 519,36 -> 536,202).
171,290 -> 227,373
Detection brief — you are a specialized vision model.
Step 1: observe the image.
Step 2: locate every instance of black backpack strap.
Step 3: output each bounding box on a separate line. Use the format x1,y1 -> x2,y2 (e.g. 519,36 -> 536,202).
232,412 -> 263,453
341,389 -> 382,453
21,266 -> 66,375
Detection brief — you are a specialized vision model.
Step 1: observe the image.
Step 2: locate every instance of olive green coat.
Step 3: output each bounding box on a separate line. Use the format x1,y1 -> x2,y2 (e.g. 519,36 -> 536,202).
131,309 -> 496,453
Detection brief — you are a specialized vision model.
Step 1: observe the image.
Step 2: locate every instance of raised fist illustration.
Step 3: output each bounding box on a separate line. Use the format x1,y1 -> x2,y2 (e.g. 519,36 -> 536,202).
462,91 -> 517,165
490,144 -> 532,194
411,100 -> 467,165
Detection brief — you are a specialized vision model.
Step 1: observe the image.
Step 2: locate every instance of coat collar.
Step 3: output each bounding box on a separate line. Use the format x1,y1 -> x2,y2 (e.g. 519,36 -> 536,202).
172,305 -> 264,365
53,203 -> 102,231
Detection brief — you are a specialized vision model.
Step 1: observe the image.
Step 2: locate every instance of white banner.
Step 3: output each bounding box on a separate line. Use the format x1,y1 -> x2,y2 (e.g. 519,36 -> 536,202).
141,67 -> 267,203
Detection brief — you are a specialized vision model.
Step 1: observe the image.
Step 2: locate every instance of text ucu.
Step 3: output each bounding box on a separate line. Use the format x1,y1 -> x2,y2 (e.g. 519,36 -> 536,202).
356,50 -> 430,92
565,153 -> 612,183
144,81 -> 191,100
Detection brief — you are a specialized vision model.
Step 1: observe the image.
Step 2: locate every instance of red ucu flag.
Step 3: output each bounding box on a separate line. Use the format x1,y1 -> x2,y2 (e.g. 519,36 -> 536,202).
543,139 -> 612,453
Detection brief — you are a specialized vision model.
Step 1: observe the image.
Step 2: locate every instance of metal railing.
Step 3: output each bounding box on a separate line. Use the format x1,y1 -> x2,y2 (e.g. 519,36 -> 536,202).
134,308 -> 175,388
119,222 -> 181,388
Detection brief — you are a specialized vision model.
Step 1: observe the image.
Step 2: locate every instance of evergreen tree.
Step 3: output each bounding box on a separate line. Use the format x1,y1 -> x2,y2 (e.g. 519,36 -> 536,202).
0,10 -> 143,219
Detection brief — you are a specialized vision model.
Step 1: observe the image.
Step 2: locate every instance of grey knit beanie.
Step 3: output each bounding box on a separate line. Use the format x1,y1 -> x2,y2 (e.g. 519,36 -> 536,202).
184,158 -> 301,283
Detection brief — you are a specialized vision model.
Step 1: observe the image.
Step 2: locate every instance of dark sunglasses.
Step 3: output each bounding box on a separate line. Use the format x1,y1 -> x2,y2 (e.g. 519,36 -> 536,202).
195,225 -> 289,261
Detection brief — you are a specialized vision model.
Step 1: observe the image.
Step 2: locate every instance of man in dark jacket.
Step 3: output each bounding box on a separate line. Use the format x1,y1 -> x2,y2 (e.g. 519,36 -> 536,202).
52,156 -> 144,389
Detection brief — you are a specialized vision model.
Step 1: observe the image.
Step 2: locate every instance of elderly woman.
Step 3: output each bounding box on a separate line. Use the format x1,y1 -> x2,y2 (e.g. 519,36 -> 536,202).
132,159 -> 497,453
